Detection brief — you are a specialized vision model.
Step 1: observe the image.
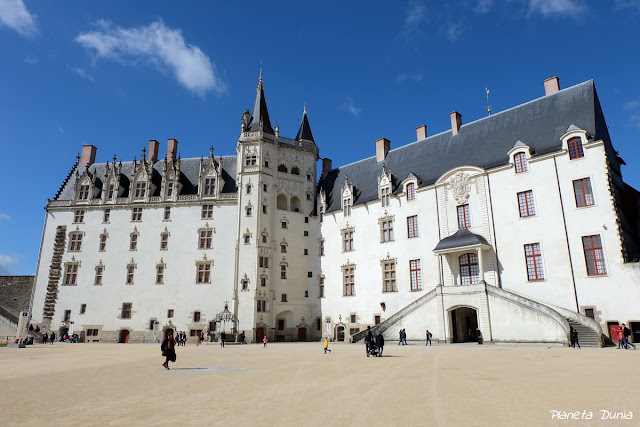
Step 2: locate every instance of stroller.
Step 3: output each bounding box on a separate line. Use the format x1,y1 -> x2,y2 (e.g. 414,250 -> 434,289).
368,339 -> 379,357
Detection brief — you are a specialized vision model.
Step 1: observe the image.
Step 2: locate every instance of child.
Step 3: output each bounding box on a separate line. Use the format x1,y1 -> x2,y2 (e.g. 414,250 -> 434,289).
324,337 -> 331,354
263,336 -> 268,347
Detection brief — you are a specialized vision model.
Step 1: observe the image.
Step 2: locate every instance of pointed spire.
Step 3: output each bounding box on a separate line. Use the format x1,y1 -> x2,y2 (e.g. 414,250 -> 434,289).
295,105 -> 315,142
247,72 -> 274,135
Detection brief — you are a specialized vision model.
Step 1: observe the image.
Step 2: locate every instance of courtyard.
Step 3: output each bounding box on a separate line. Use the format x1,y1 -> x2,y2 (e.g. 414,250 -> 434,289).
0,341 -> 637,426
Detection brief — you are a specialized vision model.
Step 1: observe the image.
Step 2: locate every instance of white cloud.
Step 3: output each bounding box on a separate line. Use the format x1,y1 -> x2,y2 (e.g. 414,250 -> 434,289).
58,126 -> 64,133
24,56 -> 37,64
341,99 -> 362,116
75,19 -> 225,97
474,0 -> 494,14
445,21 -> 465,42
0,254 -> 18,275
0,212 -> 10,220
624,99 -> 640,110
68,65 -> 95,82
0,0 -> 37,37
630,111 -> 640,128
405,0 -> 428,29
528,0 -> 586,17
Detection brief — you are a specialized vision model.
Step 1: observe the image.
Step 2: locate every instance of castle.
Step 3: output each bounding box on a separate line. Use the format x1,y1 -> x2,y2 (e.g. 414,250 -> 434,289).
30,75 -> 640,345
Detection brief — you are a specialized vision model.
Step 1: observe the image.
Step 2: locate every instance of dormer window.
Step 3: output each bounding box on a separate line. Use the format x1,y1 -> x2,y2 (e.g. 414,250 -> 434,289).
78,184 -> 90,200
406,183 -> 416,201
381,187 -> 390,207
514,152 -> 528,173
568,137 -> 584,160
134,182 -> 146,199
203,178 -> 216,196
107,184 -> 116,199
167,182 -> 174,197
343,197 -> 352,216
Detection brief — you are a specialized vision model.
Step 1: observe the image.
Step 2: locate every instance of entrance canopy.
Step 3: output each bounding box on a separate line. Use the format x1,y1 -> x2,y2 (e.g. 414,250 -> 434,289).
433,229 -> 491,254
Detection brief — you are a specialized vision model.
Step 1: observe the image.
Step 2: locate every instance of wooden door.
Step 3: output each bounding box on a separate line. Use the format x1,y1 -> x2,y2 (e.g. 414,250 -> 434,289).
298,327 -> 307,342
256,327 -> 264,343
119,329 -> 130,343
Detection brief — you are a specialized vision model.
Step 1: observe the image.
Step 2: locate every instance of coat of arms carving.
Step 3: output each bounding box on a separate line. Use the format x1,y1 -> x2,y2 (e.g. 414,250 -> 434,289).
446,172 -> 472,204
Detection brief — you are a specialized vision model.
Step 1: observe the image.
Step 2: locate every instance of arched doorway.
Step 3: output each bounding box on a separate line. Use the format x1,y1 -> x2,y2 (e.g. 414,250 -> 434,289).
337,326 -> 345,342
450,307 -> 479,343
256,327 -> 265,343
298,327 -> 307,342
119,329 -> 130,343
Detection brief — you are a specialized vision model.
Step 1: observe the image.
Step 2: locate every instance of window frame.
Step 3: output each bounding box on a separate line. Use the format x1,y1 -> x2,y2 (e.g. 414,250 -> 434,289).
514,152 -> 529,173
573,178 -> 595,208
457,205 -> 471,229
409,259 -> 422,291
524,243 -> 545,281
517,190 -> 536,218
407,215 -> 419,238
459,253 -> 479,285
582,235 -> 607,276
567,137 -> 584,160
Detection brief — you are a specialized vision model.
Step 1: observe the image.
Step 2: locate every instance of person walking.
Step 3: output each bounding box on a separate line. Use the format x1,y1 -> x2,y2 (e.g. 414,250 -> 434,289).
571,328 -> 580,349
323,337 -> 331,354
613,326 -> 624,349
402,329 -> 408,345
196,333 -> 201,346
42,332 -> 48,344
49,332 -> 55,345
622,324 -> 636,350
161,332 -> 177,370
425,329 -> 432,346
220,331 -> 226,348
398,329 -> 403,346
200,331 -> 205,344
376,331 -> 385,357
365,326 -> 373,357
263,335 -> 268,347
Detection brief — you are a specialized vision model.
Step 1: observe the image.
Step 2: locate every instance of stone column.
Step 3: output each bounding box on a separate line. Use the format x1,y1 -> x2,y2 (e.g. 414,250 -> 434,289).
16,311 -> 28,342
477,248 -> 485,284
437,254 -> 443,286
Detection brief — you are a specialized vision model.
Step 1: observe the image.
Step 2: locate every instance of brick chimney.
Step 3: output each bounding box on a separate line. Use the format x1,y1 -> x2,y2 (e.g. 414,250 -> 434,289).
376,138 -> 391,162
544,76 -> 560,95
80,145 -> 97,167
322,158 -> 332,179
167,138 -> 179,162
148,140 -> 159,163
450,112 -> 462,135
416,125 -> 427,141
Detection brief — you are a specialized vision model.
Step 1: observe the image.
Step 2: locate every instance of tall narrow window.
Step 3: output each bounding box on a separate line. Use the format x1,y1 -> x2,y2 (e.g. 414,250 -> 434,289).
204,178 -> 216,196
407,215 -> 419,238
343,197 -> 352,216
201,204 -> 214,219
280,264 -> 287,279
343,265 -> 355,296
319,276 -> 325,298
68,232 -> 83,252
582,235 -> 607,276
94,265 -> 103,286
103,209 -> 111,223
382,260 -> 397,293
406,183 -> 416,200
64,263 -> 79,285
156,264 -> 165,285
410,259 -> 422,291
319,239 -> 325,256
164,207 -> 171,220
107,184 -> 115,199
134,182 -> 146,199
381,187 -> 390,207
166,182 -> 174,197
246,184 -> 252,194
524,243 -> 545,281
121,303 -> 132,319
73,210 -> 85,223
259,256 -> 269,268
459,253 -> 479,285
342,229 -> 354,252
568,137 -> 584,160
196,261 -> 212,283
281,243 -> 287,253
381,219 -> 394,242
573,178 -> 594,207
457,204 -> 471,229
199,229 -> 213,249
126,263 -> 135,285
517,190 -> 536,217
99,233 -> 108,252
514,152 -> 528,173
130,232 -> 138,251
80,304 -> 87,314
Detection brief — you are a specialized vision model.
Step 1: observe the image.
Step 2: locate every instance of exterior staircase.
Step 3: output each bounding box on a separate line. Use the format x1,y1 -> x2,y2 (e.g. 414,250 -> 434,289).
42,225 -> 66,331
567,321 -> 601,348
351,287 -> 438,343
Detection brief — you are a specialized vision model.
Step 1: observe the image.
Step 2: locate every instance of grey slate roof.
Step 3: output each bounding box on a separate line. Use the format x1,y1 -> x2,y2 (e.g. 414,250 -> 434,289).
295,108 -> 315,142
433,229 -> 491,252
246,77 -> 274,135
55,156 -> 238,201
320,80 -> 615,213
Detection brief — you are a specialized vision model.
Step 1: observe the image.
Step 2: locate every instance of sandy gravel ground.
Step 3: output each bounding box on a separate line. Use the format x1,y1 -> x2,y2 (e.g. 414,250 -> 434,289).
0,341 -> 638,426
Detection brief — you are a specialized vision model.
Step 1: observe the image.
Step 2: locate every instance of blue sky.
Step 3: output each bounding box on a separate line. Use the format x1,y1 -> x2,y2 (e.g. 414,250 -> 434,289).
1,0 -> 640,275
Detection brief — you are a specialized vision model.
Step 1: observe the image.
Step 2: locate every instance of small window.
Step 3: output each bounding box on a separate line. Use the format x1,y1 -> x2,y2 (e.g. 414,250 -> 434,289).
381,219 -> 394,243
156,264 -> 165,284
73,210 -> 85,223
166,182 -> 174,197
167,309 -> 174,318
259,256 -> 269,268
281,244 -> 287,253
131,207 -> 142,221
291,167 -> 300,175
524,243 -> 545,281
281,221 -> 288,229
203,177 -> 216,196
245,155 -> 257,166
160,232 -> 169,250
350,314 -> 356,323
342,230 -> 354,252
306,193 -> 311,201
134,181 -> 146,199
130,232 -> 138,251
262,234 -> 267,243
307,174 -> 312,181
343,198 -> 352,216
281,265 -> 287,279
382,260 -> 397,293
568,137 -> 584,160
308,271 -> 313,278
261,276 -> 267,287
64,310 -> 71,322
410,259 -> 422,291
304,249 -> 308,255
264,160 -> 269,168
320,239 -> 325,256
584,308 -> 595,319
78,184 -> 90,200
149,320 -> 155,330
196,262 -> 212,283
281,294 -> 287,302
164,207 -> 171,220
305,290 -> 309,298
263,183 -> 268,192
242,279 -> 249,291
457,205 -> 470,229
407,215 -> 419,237
381,187 -> 390,207
517,191 -> 536,217
343,265 -> 355,296
121,303 -> 132,319
80,304 -> 86,314
247,184 -> 252,194
375,316 -> 381,325
305,217 -> 309,223
582,235 -> 606,276
99,233 -> 107,252
201,204 -> 214,219
244,235 -> 250,244
199,229 -> 213,249
64,263 -> 79,285
319,276 -> 325,297
94,265 -> 103,286
514,152 -> 528,173
304,231 -> 309,236
194,311 -> 201,322
278,164 -> 288,173
68,232 -> 83,252
263,204 -> 267,214
126,264 -> 135,285
103,209 -> 111,223
246,206 -> 252,216
107,184 -> 116,199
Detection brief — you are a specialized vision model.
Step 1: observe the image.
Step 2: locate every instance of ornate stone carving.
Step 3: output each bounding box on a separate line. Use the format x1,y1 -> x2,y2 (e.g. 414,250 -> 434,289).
446,172 -> 472,204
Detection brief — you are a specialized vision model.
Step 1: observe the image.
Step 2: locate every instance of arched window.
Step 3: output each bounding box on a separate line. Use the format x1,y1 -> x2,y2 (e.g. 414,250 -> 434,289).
291,166 -> 300,175
567,137 -> 584,160
277,194 -> 288,210
514,152 -> 528,173
290,196 -> 301,212
278,164 -> 288,173
459,253 -> 479,285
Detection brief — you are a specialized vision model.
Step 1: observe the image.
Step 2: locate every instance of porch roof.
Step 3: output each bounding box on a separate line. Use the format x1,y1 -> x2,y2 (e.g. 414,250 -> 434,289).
433,229 -> 491,253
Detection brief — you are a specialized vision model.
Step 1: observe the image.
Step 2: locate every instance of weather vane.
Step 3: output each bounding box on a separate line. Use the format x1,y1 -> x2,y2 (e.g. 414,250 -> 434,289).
485,87 -> 492,116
